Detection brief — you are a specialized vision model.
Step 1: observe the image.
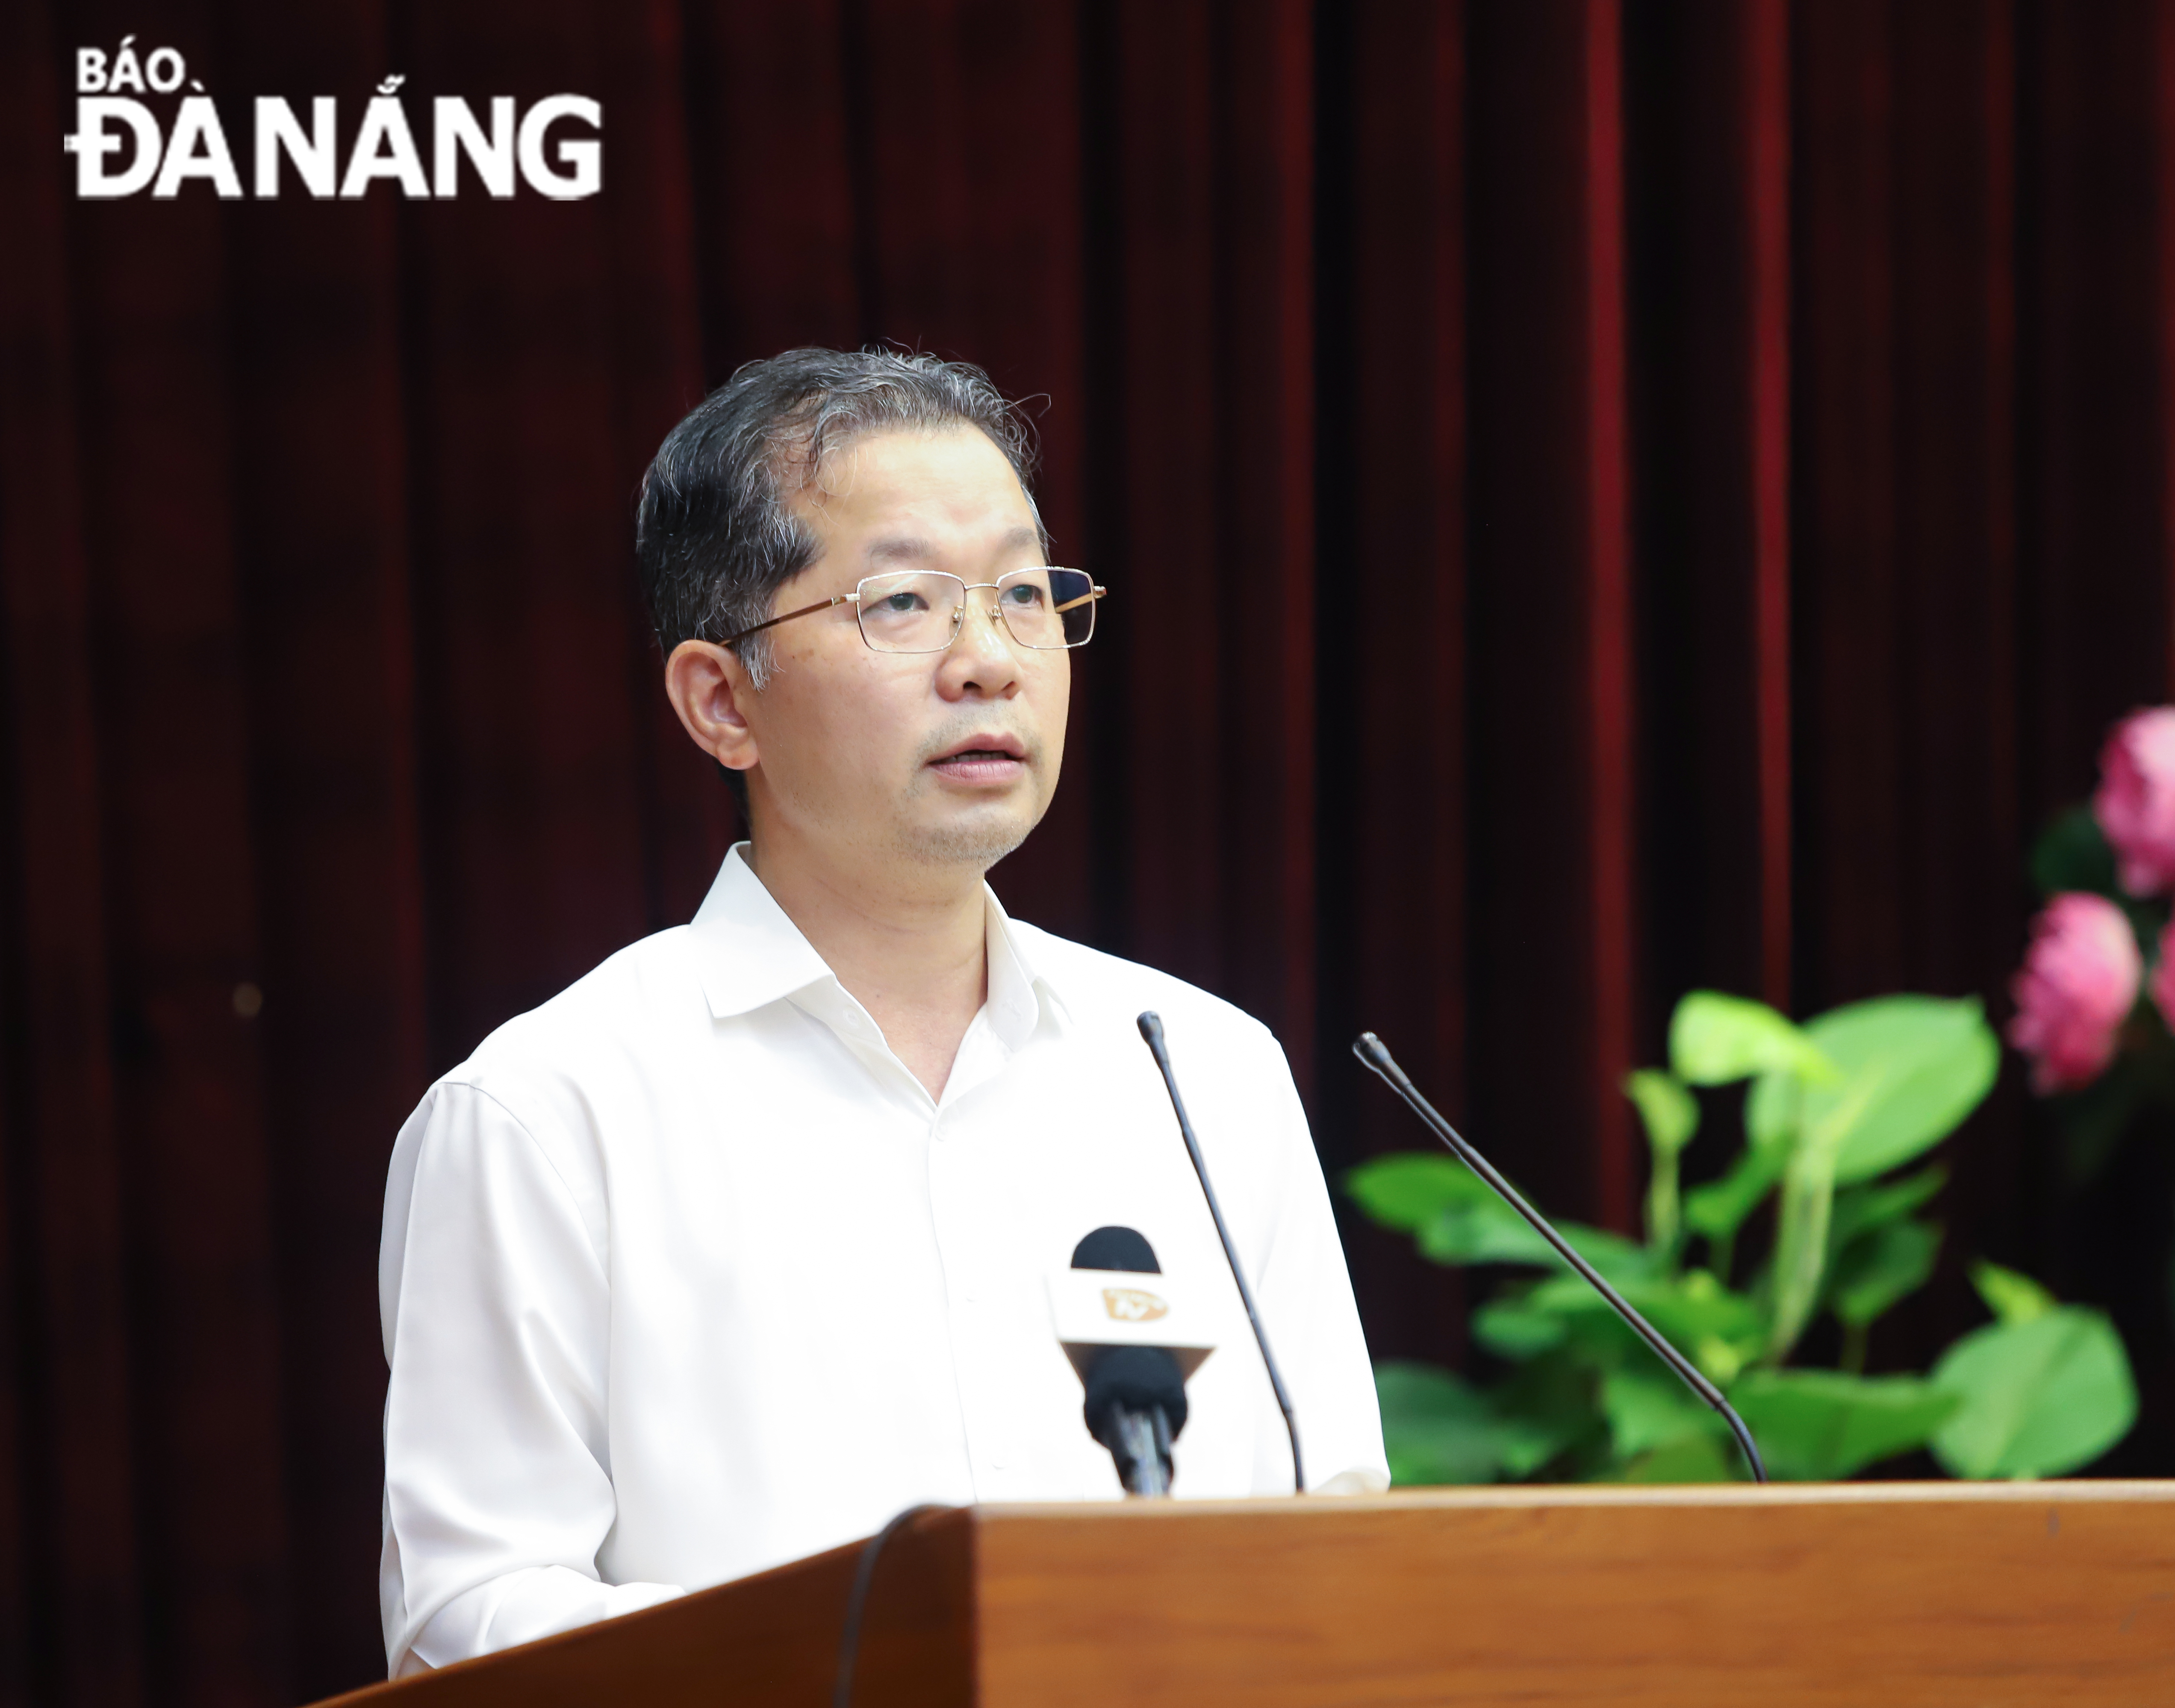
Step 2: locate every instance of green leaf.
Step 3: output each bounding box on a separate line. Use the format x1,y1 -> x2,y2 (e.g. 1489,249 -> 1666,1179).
1827,1165 -> 1948,1252
1600,1366 -> 1724,1459
1347,1154 -> 1653,1281
1489,1353 -> 1606,1479
1624,1070 -> 1699,1154
1556,1224 -> 1661,1284
1374,1362 -> 1506,1485
1746,1072 -> 1802,1152
1802,1166 -> 1949,1351
2030,805 -> 2120,901
1766,1148 -> 1839,1361
1601,1432 -> 1738,1484
1746,995 -> 2000,1187
1345,1153 -> 1492,1231
1729,1369 -> 1960,1480
1414,1200 -> 1560,1267
1628,1269 -> 1765,1362
1493,1415 -> 1582,1481
1827,1219 -> 1940,1329
1684,1146 -> 1785,1243
1627,1069 -> 1699,1254
1413,1199 -> 1654,1281
1670,992 -> 1837,1087
1932,1308 -> 2138,1479
1472,1295 -> 1569,1360
1969,1260 -> 2057,1327
1512,1269 -> 1763,1385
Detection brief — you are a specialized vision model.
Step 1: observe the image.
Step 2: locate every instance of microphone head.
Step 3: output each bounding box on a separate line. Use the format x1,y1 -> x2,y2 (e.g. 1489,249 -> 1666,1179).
1352,1031 -> 1394,1071
1064,1227 -> 1189,1455
1072,1225 -> 1161,1274
1135,1010 -> 1166,1051
1082,1344 -> 1189,1449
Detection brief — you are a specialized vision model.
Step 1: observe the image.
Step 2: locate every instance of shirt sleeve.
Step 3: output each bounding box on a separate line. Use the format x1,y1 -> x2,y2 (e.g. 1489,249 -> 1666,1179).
1250,1042 -> 1391,1496
379,1081 -> 685,1676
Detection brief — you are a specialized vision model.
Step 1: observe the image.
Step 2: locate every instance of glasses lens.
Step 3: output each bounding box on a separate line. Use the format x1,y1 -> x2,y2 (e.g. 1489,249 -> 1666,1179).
857,572 -> 964,653
996,568 -> 1096,649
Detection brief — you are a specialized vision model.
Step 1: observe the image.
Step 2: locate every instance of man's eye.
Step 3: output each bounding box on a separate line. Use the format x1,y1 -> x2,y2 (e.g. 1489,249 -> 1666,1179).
881,592 -> 923,613
1005,584 -> 1044,605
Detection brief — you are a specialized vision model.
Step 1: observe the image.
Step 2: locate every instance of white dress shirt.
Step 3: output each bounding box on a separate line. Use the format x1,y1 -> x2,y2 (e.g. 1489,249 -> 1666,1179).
378,846 -> 1387,1675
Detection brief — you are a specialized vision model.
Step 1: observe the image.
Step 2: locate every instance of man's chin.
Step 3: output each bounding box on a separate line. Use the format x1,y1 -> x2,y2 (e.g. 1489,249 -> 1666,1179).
892,801 -> 1040,870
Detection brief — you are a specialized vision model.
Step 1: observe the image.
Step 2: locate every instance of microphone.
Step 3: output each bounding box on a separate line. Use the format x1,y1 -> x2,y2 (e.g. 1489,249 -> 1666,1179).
1066,1227 -> 1189,1496
1352,1031 -> 1768,1483
1136,1011 -> 1306,1495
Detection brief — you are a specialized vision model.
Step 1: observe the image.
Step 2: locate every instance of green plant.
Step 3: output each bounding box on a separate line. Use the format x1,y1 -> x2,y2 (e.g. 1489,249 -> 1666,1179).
1353,992 -> 2139,1484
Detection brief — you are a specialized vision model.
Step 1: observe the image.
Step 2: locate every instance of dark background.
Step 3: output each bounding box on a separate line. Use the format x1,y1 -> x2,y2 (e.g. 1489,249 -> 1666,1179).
2,0 -> 2172,1702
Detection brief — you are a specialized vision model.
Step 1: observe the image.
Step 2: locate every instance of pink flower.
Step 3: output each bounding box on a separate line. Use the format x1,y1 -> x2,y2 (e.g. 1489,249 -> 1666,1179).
2010,894 -> 2141,1093
2094,707 -> 2175,895
2152,921 -> 2175,1038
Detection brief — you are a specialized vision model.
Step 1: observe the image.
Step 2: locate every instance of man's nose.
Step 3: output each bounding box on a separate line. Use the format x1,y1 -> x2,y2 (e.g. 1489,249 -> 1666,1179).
940,589 -> 1024,697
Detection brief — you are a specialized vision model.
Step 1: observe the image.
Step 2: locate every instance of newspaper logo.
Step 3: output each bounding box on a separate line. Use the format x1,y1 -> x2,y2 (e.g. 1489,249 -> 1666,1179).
64,38 -> 601,200
1101,1287 -> 1169,1324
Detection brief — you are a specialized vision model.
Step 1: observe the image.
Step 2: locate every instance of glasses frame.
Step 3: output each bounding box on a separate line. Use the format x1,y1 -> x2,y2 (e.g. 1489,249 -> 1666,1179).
719,568 -> 1106,656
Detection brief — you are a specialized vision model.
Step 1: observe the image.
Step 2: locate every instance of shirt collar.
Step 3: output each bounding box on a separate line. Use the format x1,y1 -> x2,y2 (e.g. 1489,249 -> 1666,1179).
689,844 -> 1068,1040
688,846 -> 835,1020
981,883 -> 1055,1050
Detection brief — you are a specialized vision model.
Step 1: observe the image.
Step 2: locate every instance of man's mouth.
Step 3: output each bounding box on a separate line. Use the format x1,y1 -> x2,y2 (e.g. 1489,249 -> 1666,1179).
928,734 -> 1028,783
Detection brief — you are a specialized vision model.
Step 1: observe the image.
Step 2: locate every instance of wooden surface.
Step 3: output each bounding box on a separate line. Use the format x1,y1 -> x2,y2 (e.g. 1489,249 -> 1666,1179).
318,1511 -> 970,1708
317,1484 -> 2175,1706
975,1483 -> 2175,1706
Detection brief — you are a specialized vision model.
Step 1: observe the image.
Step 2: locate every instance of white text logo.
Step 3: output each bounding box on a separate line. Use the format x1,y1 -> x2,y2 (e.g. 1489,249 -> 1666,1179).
64,39 -> 602,200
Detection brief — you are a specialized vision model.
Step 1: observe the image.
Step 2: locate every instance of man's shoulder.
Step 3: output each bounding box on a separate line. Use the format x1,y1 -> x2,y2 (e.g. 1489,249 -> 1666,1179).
1006,919 -> 1283,1057
439,924 -> 707,1099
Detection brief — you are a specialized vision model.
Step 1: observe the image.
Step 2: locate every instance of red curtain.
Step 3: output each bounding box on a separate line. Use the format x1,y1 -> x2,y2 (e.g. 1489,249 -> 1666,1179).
3,1 -> 2175,1701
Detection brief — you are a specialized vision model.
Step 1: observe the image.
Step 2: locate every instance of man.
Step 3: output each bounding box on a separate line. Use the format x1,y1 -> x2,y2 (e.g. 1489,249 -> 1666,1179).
377,348 -> 1387,1676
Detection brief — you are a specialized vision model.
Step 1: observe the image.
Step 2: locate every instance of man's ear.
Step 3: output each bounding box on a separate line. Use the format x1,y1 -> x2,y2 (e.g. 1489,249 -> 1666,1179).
664,640 -> 758,776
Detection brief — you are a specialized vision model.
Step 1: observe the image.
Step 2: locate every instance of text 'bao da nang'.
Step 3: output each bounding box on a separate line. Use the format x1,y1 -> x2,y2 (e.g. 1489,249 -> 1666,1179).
65,39 -> 601,201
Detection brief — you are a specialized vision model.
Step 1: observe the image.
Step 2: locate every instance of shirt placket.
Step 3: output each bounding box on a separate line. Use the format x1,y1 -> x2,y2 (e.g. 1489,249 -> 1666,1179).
925,1024 -> 1025,1496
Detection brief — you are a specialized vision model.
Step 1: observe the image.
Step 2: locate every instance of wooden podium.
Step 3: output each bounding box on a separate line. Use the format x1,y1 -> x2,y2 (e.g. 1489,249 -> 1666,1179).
324,1482 -> 2175,1706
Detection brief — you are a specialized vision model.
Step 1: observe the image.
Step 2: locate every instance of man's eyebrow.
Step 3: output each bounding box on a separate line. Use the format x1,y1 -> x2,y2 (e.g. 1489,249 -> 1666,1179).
864,525 -> 1043,566
865,536 -> 934,565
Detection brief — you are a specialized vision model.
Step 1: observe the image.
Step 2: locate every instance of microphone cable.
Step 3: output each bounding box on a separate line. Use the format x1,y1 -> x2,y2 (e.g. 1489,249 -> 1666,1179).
832,1503 -> 951,1708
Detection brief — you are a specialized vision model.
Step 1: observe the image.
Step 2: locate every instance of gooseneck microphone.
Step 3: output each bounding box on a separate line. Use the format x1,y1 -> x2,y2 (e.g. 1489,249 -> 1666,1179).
1137,1011 -> 1306,1495
1353,1031 -> 1768,1484
1071,1226 -> 1188,1496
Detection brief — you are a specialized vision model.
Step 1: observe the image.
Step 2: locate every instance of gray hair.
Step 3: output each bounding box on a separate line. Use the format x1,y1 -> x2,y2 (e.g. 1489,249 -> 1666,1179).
634,347 -> 1046,691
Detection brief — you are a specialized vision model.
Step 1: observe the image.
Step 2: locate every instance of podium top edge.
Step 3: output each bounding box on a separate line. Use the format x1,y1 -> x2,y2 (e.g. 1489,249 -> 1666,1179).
971,1480 -> 2175,1519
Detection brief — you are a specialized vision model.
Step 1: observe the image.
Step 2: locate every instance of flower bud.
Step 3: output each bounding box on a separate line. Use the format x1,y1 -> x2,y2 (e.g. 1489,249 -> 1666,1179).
2093,707 -> 2175,895
2009,893 -> 2141,1094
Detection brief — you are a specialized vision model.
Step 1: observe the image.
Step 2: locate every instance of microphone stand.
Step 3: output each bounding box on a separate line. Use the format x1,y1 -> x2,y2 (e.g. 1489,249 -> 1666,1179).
1138,1012 -> 1306,1495
1353,1031 -> 1768,1484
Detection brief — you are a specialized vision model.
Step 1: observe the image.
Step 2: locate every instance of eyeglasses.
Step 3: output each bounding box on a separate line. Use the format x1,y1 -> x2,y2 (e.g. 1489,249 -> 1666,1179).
720,567 -> 1106,656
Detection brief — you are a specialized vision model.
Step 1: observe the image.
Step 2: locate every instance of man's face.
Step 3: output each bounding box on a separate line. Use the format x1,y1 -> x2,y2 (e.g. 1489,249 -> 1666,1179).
738,425 -> 1069,872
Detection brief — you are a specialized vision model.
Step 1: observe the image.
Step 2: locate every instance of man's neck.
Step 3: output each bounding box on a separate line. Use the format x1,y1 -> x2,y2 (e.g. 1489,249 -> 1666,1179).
743,829 -> 989,1101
